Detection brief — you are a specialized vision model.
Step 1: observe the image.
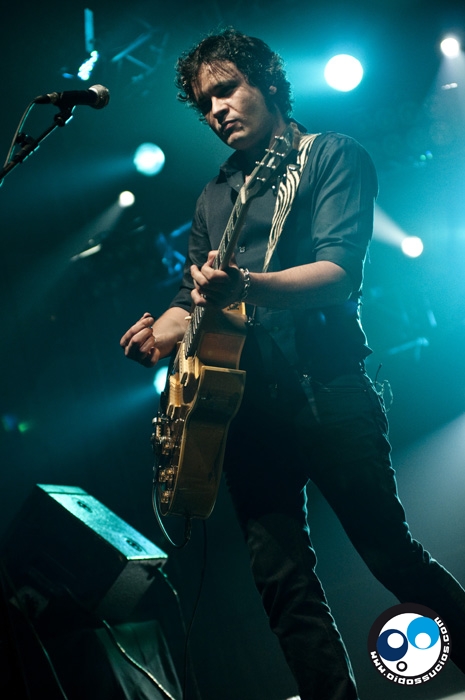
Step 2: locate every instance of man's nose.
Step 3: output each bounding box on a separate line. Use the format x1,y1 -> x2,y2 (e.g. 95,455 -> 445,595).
211,97 -> 227,120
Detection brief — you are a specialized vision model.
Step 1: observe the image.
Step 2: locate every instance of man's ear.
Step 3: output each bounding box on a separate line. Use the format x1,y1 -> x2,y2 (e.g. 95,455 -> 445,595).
269,85 -> 277,95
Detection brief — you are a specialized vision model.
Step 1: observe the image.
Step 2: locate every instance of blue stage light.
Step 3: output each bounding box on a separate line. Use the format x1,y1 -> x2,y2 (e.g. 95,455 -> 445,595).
134,143 -> 165,176
324,54 -> 363,92
401,236 -> 424,258
78,50 -> 100,81
118,191 -> 135,208
153,366 -> 168,395
441,36 -> 461,58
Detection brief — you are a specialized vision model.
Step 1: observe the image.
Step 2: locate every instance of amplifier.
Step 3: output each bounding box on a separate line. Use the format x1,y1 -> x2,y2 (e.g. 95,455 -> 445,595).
1,484 -> 168,622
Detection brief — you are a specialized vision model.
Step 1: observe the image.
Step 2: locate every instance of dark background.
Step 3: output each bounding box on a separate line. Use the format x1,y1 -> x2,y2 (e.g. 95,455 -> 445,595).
1,1 -> 465,698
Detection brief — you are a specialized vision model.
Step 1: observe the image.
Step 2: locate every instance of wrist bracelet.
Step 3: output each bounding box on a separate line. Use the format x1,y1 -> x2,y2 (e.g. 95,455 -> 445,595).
239,267 -> 251,301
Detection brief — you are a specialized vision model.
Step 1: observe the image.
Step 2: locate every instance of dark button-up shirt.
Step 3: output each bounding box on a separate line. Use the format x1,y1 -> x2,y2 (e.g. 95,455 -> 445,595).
170,131 -> 378,381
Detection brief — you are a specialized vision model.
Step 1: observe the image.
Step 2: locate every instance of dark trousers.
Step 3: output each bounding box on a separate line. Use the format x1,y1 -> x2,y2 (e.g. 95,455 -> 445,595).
224,371 -> 465,699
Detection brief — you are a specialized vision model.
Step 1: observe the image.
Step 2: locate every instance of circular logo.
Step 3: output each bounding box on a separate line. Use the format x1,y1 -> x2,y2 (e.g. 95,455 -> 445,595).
368,603 -> 451,685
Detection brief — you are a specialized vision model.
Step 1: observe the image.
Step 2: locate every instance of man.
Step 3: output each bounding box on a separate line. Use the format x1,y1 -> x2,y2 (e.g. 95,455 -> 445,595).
121,29 -> 465,699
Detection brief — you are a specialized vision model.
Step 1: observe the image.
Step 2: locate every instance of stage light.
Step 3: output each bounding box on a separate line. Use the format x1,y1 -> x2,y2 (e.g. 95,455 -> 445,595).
133,143 -> 165,176
374,207 -> 424,257
17,420 -> 34,434
401,236 -> 424,258
78,50 -> 100,81
441,36 -> 461,58
2,414 -> 18,432
118,191 -> 135,208
70,243 -> 102,261
419,151 -> 433,162
153,366 -> 168,395
324,55 -> 363,92
1,414 -> 33,433
62,10 -> 100,81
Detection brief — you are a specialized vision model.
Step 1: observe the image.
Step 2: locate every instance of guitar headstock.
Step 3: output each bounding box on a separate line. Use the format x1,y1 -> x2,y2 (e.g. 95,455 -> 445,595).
241,123 -> 300,202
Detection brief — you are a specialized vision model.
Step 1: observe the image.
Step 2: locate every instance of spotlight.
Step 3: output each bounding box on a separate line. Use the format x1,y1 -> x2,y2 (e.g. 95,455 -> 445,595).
78,50 -> 100,81
70,244 -> 102,262
324,55 -> 363,92
440,36 -> 461,58
401,236 -> 424,258
153,366 -> 168,395
2,414 -> 18,432
1,414 -> 33,433
63,10 -> 100,81
133,143 -> 165,176
118,191 -> 135,208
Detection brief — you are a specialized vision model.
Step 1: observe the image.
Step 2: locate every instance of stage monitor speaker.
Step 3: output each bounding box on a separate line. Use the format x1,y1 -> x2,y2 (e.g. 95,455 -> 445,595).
0,484 -> 168,622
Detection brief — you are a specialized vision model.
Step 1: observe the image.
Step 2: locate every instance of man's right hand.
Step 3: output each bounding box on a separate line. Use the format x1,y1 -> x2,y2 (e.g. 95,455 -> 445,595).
120,308 -> 189,368
120,312 -> 158,367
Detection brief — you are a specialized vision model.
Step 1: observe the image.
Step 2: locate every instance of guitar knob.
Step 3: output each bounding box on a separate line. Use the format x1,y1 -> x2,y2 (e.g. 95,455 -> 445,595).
152,414 -> 169,426
160,489 -> 172,504
160,436 -> 175,453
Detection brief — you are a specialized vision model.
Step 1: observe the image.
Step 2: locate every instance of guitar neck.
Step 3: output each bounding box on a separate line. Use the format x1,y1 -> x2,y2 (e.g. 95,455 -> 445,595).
183,192 -> 251,359
176,123 -> 299,364
214,190 -> 251,270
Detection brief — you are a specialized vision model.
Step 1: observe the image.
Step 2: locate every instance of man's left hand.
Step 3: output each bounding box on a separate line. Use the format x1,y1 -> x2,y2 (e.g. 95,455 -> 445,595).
190,250 -> 245,307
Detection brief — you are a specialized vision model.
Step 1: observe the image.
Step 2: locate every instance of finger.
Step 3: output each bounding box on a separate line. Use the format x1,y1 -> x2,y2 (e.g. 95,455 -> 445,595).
190,264 -> 205,287
123,327 -> 154,357
228,252 -> 238,269
191,288 -> 208,306
139,345 -> 161,367
206,250 -> 218,266
140,312 -> 156,329
120,313 -> 155,346
191,286 -> 230,308
200,265 -> 229,286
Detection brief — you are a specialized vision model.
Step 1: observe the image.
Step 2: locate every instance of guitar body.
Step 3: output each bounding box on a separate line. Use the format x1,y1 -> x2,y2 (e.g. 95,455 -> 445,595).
153,305 -> 247,518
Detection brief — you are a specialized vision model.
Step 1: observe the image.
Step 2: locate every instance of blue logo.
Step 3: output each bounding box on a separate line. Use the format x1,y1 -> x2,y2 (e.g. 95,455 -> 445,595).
368,603 -> 450,685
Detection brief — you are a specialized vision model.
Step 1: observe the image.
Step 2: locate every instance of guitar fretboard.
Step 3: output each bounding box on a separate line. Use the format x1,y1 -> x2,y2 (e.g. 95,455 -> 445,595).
183,191 -> 251,359
173,124 -> 298,366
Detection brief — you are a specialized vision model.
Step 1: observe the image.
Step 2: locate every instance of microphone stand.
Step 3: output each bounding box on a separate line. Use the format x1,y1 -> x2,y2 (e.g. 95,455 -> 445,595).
0,105 -> 74,186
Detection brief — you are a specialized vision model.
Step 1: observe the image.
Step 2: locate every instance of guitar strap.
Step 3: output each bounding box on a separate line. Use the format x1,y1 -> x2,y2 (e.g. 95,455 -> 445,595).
262,130 -> 320,273
256,129 -> 321,416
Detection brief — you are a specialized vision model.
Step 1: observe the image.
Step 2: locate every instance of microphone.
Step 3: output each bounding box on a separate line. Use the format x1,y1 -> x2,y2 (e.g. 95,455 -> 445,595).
34,84 -> 110,110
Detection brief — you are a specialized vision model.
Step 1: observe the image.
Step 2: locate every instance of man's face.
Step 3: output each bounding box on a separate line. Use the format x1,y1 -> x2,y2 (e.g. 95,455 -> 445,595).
193,61 -> 283,155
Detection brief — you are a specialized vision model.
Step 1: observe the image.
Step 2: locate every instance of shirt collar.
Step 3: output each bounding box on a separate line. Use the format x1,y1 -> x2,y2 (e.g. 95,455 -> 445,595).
217,120 -> 308,191
218,150 -> 246,191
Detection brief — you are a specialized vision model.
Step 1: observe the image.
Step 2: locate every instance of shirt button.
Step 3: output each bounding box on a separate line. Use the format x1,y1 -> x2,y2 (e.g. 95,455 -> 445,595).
238,246 -> 246,253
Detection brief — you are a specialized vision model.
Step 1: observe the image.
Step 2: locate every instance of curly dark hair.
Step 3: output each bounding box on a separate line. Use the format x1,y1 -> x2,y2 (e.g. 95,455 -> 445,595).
175,28 -> 293,121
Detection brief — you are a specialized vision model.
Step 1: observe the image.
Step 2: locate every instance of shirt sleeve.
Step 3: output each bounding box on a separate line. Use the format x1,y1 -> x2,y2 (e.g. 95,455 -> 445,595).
306,133 -> 378,291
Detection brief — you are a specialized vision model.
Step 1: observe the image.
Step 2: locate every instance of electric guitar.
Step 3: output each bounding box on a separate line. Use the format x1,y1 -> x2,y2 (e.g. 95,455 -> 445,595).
152,124 -> 299,519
